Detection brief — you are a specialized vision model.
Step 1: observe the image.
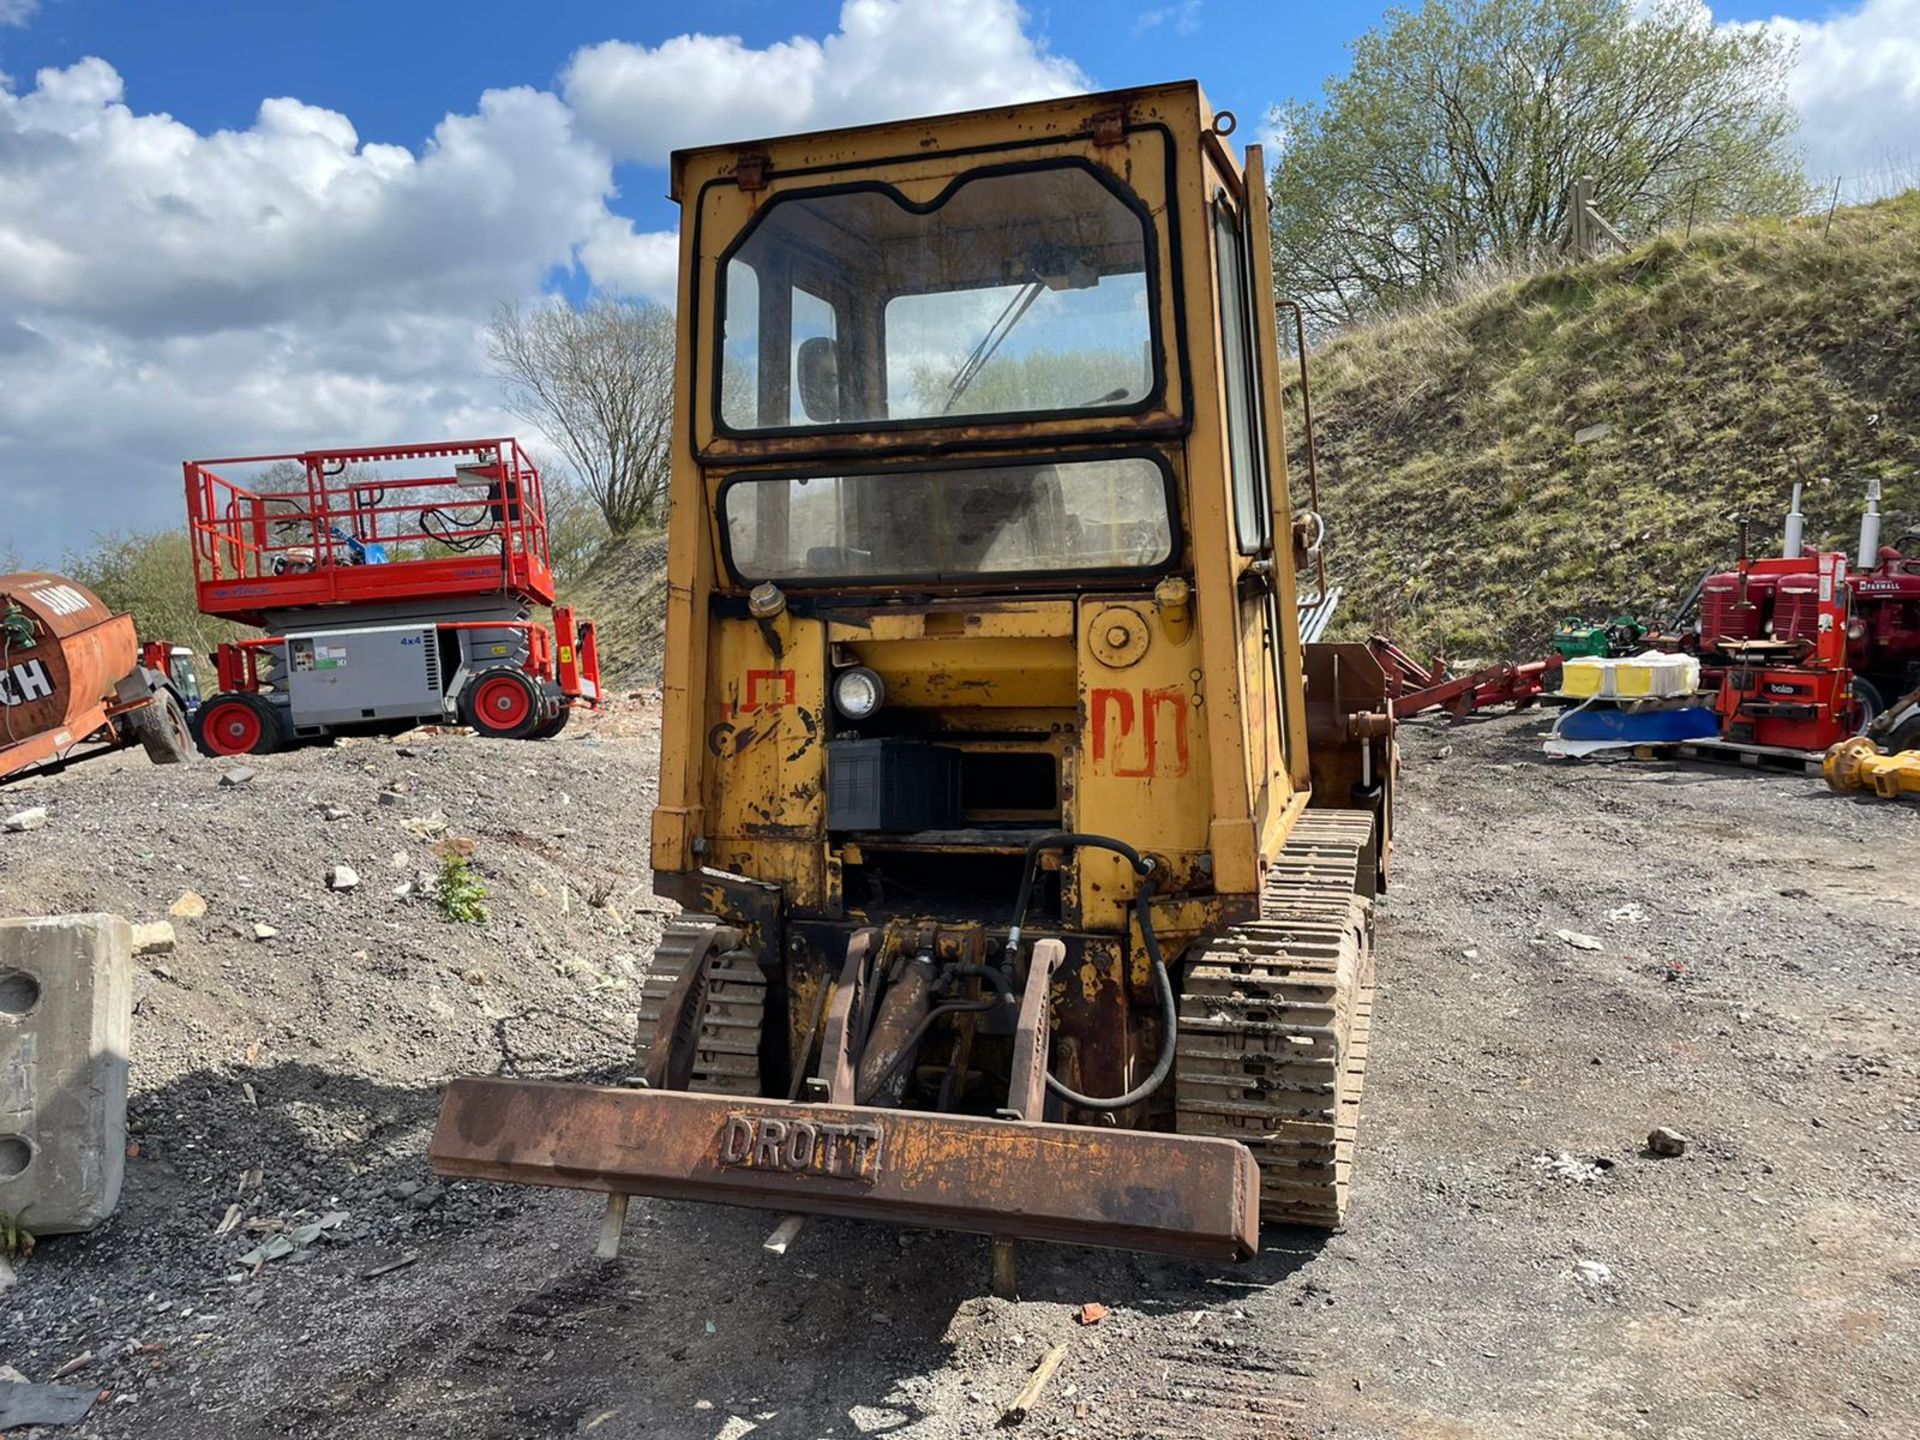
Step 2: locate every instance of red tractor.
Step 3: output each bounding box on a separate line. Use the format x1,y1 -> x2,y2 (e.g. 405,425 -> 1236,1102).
1661,482 -> 1920,749
184,439 -> 599,757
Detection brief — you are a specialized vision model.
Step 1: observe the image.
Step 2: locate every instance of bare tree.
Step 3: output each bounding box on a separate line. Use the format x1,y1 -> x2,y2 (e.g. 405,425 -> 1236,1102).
487,298 -> 676,535
520,448 -> 613,587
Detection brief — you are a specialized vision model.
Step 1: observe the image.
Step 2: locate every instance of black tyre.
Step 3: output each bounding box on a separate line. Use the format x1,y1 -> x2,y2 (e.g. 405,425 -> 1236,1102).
192,692 -> 286,758
528,703 -> 573,741
1851,677 -> 1885,735
458,667 -> 543,740
134,690 -> 195,765
1886,715 -> 1920,755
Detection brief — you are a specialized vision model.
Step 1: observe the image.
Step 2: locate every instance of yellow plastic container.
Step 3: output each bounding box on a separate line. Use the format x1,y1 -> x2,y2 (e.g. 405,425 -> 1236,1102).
1562,658 -> 1607,698
1613,659 -> 1655,697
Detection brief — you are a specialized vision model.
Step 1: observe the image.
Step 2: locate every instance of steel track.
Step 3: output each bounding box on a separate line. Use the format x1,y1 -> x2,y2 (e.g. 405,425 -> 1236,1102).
634,916 -> 765,1095
1175,809 -> 1377,1227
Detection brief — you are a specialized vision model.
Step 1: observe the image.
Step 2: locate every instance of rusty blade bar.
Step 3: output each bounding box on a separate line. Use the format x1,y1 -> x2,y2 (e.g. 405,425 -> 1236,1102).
431,1078 -> 1260,1262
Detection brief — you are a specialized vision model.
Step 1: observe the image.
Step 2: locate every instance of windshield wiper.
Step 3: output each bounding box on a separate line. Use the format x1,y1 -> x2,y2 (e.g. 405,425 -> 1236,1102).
941,279 -> 1045,414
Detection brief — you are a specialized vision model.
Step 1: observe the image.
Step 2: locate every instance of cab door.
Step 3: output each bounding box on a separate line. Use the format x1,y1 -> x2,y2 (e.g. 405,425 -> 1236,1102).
1210,175 -> 1291,845
1239,144 -> 1314,796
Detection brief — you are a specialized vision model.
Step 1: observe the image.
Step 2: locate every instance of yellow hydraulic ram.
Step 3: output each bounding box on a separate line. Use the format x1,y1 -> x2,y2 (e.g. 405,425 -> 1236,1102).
1825,737 -> 1920,801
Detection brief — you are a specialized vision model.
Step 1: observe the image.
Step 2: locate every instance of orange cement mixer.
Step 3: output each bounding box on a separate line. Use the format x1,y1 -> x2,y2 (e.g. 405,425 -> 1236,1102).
1,573 -> 194,783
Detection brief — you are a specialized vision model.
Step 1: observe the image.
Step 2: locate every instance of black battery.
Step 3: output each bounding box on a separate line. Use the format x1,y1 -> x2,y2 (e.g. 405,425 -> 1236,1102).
826,738 -> 963,832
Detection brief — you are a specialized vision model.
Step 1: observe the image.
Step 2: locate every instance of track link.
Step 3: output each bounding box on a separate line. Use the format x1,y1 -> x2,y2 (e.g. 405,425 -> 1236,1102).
688,950 -> 765,1095
634,918 -> 765,1095
1176,810 -> 1376,1228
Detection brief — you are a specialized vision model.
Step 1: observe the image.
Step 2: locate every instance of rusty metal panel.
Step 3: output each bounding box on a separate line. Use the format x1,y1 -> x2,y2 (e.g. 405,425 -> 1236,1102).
1,574 -> 137,754
431,1077 -> 1260,1262
703,614 -> 828,902
1072,596 -> 1213,932
1303,642 -> 1395,887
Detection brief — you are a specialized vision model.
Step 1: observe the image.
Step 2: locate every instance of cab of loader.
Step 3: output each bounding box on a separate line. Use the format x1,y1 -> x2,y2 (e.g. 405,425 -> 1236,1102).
653,81 -> 1387,921
432,82 -> 1394,1270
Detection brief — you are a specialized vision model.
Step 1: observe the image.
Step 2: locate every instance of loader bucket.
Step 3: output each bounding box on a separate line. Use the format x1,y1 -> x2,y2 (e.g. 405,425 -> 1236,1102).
431,1077 -> 1261,1262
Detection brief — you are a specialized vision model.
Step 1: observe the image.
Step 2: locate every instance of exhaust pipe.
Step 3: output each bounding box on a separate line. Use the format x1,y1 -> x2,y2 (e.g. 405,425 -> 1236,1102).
1859,478 -> 1883,570
1783,482 -> 1804,559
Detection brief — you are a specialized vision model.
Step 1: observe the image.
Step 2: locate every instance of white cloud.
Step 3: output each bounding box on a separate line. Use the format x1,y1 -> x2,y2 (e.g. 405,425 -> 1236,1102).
564,0 -> 1090,164
1,0 -> 1096,561
0,59 -> 619,560
579,216 -> 680,303
1753,0 -> 1920,184
1135,2 -> 1202,37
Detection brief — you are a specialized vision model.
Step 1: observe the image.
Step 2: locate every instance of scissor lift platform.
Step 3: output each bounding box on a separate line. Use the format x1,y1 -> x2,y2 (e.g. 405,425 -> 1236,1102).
186,439 -> 555,627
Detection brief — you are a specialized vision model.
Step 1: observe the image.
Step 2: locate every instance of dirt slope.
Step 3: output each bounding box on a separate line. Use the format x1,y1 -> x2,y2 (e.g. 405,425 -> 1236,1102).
3,711 -> 1917,1439
564,529 -> 669,685
1301,192 -> 1920,658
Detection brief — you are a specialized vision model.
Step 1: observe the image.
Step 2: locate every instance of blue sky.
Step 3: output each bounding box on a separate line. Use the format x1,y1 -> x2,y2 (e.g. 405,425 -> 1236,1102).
0,0 -> 1381,247
0,0 -> 1914,562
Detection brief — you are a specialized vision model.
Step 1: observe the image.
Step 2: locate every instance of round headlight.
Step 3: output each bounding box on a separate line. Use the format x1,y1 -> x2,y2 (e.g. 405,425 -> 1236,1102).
833,666 -> 885,720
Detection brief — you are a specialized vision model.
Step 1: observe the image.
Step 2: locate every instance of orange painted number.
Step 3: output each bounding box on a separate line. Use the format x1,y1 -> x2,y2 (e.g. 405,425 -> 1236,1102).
742,669 -> 795,713
1090,686 -> 1191,778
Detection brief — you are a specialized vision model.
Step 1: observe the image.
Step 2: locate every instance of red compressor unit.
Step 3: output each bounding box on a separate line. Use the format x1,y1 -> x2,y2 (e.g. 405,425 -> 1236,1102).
1666,481 -> 1920,723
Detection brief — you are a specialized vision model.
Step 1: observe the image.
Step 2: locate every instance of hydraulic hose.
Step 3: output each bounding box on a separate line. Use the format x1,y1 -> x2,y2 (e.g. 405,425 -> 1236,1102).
1004,831 -> 1179,1113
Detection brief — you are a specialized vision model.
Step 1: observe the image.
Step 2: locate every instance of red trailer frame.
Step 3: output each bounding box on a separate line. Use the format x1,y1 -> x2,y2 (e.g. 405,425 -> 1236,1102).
1368,636 -> 1563,719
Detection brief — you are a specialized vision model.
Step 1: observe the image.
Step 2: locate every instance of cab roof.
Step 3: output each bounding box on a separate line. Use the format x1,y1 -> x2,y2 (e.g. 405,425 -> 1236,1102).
668,80 -> 1214,202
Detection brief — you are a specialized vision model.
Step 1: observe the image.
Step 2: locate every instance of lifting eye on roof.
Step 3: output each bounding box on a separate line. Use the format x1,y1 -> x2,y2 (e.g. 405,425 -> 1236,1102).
1213,110 -> 1237,138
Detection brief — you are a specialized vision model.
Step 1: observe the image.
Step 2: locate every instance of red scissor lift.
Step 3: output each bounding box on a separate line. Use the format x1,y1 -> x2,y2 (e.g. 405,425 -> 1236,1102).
185,438 -> 599,756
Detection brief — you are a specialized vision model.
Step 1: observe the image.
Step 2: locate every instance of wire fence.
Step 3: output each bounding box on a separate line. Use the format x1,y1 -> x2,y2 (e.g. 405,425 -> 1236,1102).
1817,158 -> 1920,210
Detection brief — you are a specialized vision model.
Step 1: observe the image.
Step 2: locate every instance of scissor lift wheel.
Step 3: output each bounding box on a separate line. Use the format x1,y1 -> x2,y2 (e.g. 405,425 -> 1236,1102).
459,668 -> 543,740
193,692 -> 285,758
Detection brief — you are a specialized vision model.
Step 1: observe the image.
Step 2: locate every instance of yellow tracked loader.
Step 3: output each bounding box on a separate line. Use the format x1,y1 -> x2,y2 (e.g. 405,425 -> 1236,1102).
433,81 -> 1397,1279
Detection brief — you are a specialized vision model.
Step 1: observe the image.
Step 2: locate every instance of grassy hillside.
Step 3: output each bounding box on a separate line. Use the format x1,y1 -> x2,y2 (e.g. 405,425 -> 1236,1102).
564,528 -> 669,685
1299,192 -> 1920,659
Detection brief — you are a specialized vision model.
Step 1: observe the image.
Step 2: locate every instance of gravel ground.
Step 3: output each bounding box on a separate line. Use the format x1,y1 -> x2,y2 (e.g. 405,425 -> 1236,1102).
1,704 -> 1916,1439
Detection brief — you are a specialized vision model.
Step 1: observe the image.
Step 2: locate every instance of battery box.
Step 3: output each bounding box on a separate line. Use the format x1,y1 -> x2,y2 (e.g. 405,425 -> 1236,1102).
826,738 -> 963,832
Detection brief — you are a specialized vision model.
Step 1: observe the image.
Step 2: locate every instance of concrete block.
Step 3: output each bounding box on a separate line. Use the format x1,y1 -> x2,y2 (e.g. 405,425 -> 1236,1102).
0,914 -> 133,1234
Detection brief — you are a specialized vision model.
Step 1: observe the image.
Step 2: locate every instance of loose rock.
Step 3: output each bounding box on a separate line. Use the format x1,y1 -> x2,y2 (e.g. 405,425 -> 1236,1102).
131,921 -> 176,955
2,805 -> 47,832
1647,1126 -> 1690,1157
327,864 -> 361,892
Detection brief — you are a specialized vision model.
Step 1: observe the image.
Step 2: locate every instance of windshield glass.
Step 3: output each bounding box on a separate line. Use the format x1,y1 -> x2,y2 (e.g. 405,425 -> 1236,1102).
722,458 -> 1173,583
718,166 -> 1154,432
